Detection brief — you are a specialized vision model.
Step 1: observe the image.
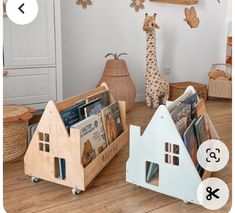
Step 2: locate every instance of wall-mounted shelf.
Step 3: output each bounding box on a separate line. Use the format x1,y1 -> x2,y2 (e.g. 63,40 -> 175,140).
150,0 -> 199,5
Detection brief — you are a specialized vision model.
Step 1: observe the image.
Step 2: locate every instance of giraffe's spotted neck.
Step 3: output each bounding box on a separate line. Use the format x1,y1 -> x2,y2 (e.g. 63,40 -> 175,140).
146,31 -> 159,74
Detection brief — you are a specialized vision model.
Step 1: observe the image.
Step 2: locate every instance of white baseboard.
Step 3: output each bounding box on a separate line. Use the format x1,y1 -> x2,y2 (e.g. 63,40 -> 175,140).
135,94 -> 145,102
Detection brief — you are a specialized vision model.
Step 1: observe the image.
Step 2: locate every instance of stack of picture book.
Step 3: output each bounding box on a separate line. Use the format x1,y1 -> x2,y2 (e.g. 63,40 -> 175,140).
146,93 -> 210,183
170,93 -> 210,177
59,90 -> 124,172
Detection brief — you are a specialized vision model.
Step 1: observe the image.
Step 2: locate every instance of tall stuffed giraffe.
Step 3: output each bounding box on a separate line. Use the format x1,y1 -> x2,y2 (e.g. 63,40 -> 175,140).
143,13 -> 169,108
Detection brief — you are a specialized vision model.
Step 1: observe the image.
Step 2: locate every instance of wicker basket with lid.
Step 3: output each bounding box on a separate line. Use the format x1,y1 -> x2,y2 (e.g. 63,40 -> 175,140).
97,53 -> 136,112
3,105 -> 35,162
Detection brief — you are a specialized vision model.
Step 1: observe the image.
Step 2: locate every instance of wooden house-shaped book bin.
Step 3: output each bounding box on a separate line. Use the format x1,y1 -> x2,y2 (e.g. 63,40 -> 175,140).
24,84 -> 128,195
126,86 -> 219,205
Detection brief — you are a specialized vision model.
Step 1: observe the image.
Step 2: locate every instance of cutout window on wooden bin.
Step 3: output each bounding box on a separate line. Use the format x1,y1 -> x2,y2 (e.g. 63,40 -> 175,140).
38,132 -> 44,141
39,143 -> 44,151
38,132 -> 50,153
44,133 -> 50,142
146,161 -> 159,186
164,143 -> 180,166
45,144 -> 50,152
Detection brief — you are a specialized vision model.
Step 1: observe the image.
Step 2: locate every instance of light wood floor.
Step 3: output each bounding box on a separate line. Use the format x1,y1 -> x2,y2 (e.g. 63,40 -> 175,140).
3,100 -> 232,213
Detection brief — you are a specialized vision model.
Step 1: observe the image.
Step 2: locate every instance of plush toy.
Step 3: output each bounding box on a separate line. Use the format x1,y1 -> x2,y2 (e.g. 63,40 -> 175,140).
209,69 -> 226,80
143,13 -> 169,108
216,76 -> 229,81
209,69 -> 231,80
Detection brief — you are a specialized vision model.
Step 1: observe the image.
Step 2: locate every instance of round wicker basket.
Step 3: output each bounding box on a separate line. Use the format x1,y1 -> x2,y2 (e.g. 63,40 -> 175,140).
3,105 -> 35,162
97,58 -> 136,112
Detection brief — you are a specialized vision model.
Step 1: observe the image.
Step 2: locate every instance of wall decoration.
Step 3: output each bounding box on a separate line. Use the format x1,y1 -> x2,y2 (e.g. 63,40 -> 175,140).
143,13 -> 169,108
76,0 -> 92,9
130,0 -> 145,12
184,6 -> 200,28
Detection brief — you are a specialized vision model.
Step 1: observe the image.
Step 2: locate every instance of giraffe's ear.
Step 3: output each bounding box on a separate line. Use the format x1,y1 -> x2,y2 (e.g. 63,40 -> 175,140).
145,13 -> 148,17
155,23 -> 160,29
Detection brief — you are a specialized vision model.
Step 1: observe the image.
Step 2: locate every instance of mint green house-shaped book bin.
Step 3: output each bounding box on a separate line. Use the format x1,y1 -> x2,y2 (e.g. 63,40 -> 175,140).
126,86 -> 219,205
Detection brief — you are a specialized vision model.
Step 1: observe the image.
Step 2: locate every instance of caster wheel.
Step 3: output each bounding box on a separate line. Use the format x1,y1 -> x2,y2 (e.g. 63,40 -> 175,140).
183,200 -> 189,205
72,188 -> 81,195
31,177 -> 39,183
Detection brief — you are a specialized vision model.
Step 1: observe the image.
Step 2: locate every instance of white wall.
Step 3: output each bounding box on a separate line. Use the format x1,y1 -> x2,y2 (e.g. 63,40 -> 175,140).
61,0 -> 231,100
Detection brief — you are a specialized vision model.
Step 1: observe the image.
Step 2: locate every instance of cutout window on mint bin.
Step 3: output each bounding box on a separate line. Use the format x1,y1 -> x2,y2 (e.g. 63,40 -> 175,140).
164,143 -> 180,166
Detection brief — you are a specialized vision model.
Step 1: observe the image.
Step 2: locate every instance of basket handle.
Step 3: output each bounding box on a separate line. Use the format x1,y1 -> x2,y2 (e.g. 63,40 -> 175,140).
20,112 -> 33,121
28,108 -> 37,113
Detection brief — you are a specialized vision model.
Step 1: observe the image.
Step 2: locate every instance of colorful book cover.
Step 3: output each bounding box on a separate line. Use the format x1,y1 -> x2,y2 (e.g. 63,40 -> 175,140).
85,99 -> 106,118
101,102 -> 124,145
194,115 -> 209,146
195,99 -> 211,139
183,119 -> 198,167
146,163 -> 159,183
195,98 -> 206,118
175,116 -> 188,137
170,103 -> 191,126
86,91 -> 110,108
72,115 -> 107,167
198,165 -> 205,177
78,98 -> 100,120
59,158 -> 66,180
181,93 -> 198,119
60,100 -> 86,129
84,100 -> 107,148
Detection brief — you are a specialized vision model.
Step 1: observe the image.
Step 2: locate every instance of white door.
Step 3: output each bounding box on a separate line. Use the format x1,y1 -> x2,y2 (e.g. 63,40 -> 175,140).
3,0 -> 55,68
3,67 -> 57,105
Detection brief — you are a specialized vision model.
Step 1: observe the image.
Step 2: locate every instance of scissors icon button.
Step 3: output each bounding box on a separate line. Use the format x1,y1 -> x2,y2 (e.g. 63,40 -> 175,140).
206,187 -> 220,201
197,177 -> 229,210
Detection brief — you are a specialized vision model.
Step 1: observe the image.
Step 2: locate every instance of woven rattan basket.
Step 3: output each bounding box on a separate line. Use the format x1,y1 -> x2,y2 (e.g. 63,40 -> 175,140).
97,53 -> 136,112
208,64 -> 232,99
3,105 -> 35,162
169,81 -> 208,101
